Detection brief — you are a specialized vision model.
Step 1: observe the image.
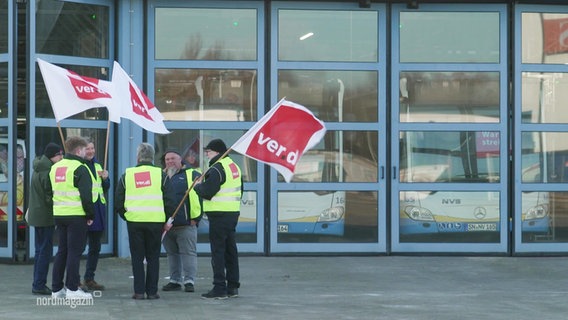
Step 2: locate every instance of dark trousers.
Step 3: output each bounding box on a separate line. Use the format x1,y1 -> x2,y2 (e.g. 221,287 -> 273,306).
52,217 -> 88,292
84,230 -> 103,281
127,222 -> 162,295
32,226 -> 54,290
208,214 -> 240,292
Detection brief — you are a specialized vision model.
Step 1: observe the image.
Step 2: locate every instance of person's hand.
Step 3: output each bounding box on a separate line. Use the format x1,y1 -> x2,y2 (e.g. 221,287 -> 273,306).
163,222 -> 172,231
98,170 -> 109,180
87,219 -> 93,226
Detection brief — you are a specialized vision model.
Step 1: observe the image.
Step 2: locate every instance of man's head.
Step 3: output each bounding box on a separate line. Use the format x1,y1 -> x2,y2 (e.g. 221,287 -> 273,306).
163,149 -> 183,176
65,136 -> 88,159
204,139 -> 227,160
44,142 -> 64,163
137,143 -> 155,164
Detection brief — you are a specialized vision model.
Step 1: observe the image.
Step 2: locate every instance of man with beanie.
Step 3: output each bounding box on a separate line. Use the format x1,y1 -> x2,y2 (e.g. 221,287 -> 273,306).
194,139 -> 242,299
82,139 -> 109,291
50,136 -> 94,300
161,149 -> 202,293
27,142 -> 64,295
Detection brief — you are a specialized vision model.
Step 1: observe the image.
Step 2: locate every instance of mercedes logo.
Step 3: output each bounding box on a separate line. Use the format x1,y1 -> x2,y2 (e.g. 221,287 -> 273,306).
473,207 -> 487,220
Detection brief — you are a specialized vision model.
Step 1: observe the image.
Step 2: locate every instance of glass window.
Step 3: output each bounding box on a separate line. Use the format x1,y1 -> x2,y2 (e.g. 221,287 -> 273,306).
35,64 -> 111,120
278,9 -> 378,62
278,70 -> 378,122
521,132 -> 568,183
0,62 -> 7,118
400,131 -> 501,183
522,72 -> 568,123
155,8 -> 257,60
155,69 -> 257,121
521,191 -> 552,243
0,0 -> 7,53
36,1 -> 109,58
399,12 -> 500,63
399,191 -> 500,243
522,13 -> 568,64
400,72 -> 500,123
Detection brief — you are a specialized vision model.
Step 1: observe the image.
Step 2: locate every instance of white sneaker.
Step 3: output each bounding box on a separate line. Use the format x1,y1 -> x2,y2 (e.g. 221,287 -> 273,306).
65,288 -> 92,300
52,288 -> 66,299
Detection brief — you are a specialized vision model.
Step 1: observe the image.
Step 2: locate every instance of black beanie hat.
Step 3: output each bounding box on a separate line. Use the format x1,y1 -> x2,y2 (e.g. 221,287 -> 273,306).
204,139 -> 227,154
44,142 -> 64,159
161,148 -> 181,161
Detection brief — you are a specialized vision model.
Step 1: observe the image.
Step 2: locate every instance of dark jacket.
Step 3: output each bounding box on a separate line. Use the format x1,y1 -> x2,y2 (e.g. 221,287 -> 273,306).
163,168 -> 202,226
193,154 -> 243,217
114,162 -> 166,222
85,156 -> 110,231
26,155 -> 55,227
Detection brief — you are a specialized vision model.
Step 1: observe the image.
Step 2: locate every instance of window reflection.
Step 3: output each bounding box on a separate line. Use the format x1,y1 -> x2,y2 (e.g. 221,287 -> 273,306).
522,13 -> 568,64
400,131 -> 500,183
0,0 -> 7,53
155,69 -> 257,121
399,72 -> 500,123
278,10 -> 378,62
155,8 -> 257,60
521,132 -> 568,183
399,191 -> 500,243
522,73 -> 568,123
0,62 -> 6,118
35,64 -> 111,120
278,70 -> 378,122
36,1 -> 109,58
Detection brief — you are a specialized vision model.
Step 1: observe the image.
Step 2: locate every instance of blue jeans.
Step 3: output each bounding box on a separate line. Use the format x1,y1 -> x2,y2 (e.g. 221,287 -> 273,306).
32,226 -> 54,290
163,225 -> 197,284
84,231 -> 103,281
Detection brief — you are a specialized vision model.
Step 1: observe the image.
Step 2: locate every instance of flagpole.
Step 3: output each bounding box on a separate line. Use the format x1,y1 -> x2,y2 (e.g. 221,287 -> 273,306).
103,119 -> 111,171
56,123 -> 67,153
161,148 -> 233,241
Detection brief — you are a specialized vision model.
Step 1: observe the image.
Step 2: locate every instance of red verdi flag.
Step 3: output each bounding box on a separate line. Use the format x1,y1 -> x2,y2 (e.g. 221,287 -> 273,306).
37,58 -> 119,122
543,17 -> 568,55
231,99 -> 326,182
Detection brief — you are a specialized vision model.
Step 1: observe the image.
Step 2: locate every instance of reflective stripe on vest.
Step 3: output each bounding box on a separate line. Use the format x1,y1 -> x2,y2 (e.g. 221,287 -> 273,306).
93,162 -> 106,204
186,168 -> 202,220
50,158 -> 92,217
203,158 -> 242,212
124,166 -> 165,222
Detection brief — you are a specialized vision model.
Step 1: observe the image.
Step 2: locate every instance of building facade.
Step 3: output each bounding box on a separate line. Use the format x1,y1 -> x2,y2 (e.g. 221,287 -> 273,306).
1,0 -> 568,261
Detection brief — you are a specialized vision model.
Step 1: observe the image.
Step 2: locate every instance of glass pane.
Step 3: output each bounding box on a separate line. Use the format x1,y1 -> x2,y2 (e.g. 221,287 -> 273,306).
278,9 -> 377,62
0,62 -> 6,118
198,191 -> 257,243
155,69 -> 257,121
155,8 -> 257,60
521,132 -> 568,183
400,131 -> 501,183
278,70 -> 378,122
276,130 -> 378,183
522,72 -> 568,123
522,13 -> 568,64
400,72 -> 500,123
0,0 -> 7,53
35,64 -> 111,120
36,1 -> 109,58
521,191 -> 552,243
400,191 -> 500,243
400,12 -> 499,63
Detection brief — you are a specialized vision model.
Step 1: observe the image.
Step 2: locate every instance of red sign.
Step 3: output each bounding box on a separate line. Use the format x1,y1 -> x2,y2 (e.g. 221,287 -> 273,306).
543,18 -> 568,55
55,167 -> 68,183
134,171 -> 152,188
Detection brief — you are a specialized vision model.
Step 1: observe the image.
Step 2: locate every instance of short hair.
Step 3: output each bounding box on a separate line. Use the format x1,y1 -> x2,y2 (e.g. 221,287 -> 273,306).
65,136 -> 88,155
137,143 -> 155,163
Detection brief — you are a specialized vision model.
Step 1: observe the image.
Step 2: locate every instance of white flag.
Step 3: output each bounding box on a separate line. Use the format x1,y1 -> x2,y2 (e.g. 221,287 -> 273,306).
231,99 -> 326,182
111,62 -> 170,134
37,58 -> 120,123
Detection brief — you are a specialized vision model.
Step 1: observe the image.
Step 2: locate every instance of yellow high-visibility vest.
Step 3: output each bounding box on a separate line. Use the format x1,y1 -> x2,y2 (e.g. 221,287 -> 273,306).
124,165 -> 165,223
93,162 -> 106,205
50,158 -> 95,217
203,158 -> 242,212
186,168 -> 202,220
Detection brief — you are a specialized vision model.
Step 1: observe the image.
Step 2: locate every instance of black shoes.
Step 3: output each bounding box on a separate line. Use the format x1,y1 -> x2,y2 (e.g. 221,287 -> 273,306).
201,289 -> 228,300
132,293 -> 145,300
228,288 -> 238,298
32,286 -> 52,295
162,282 -> 181,291
147,293 -> 160,300
184,283 -> 195,292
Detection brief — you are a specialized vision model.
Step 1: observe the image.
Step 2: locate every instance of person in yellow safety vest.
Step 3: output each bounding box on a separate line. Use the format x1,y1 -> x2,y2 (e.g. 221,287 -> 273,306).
160,148 -> 202,293
81,139 -> 110,291
49,136 -> 95,300
114,142 -> 166,300
194,139 -> 242,300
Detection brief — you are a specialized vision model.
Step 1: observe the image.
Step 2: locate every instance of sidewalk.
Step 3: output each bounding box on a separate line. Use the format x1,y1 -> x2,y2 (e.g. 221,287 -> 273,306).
1,255 -> 567,319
